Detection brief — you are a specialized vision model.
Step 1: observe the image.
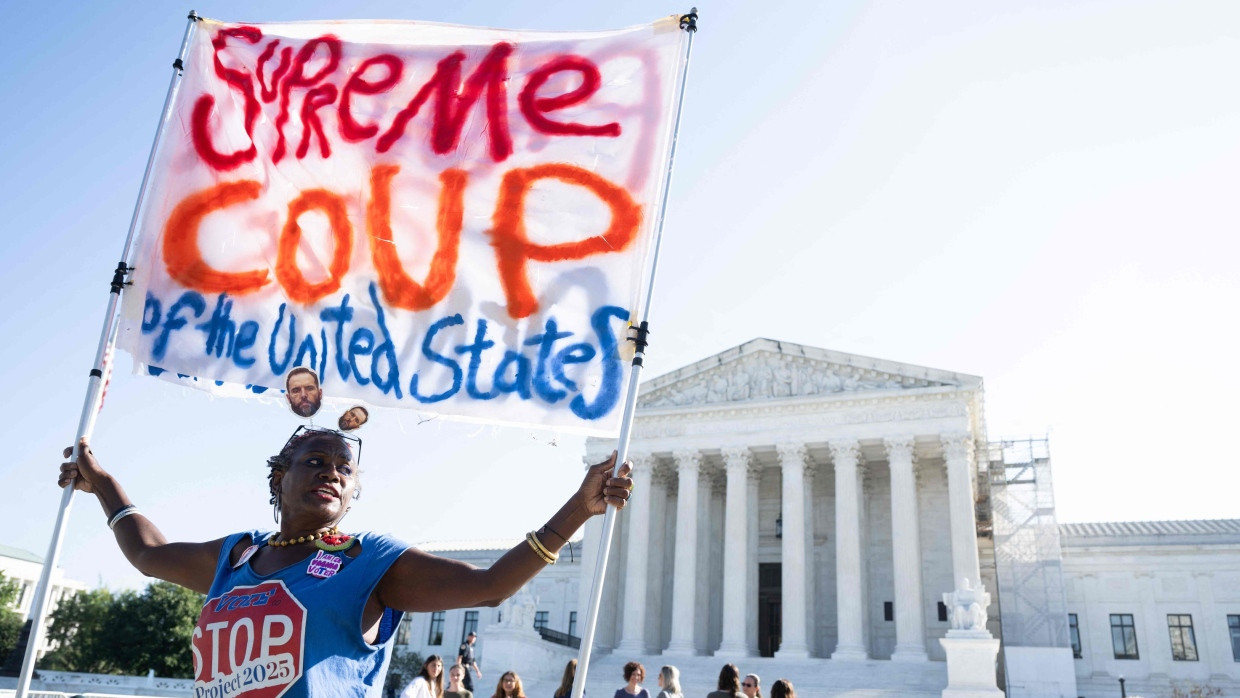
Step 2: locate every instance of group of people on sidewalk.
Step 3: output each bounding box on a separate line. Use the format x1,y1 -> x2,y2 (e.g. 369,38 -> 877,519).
399,632 -> 486,698
402,656 -> 799,698
397,650 -> 544,698
605,661 -> 797,698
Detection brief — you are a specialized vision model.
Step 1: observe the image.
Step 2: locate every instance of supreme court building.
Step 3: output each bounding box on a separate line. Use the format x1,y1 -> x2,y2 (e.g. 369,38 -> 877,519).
582,338 -> 997,662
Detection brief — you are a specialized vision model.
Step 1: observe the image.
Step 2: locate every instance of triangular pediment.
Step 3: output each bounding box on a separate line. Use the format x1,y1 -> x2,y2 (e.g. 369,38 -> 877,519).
637,338 -> 980,410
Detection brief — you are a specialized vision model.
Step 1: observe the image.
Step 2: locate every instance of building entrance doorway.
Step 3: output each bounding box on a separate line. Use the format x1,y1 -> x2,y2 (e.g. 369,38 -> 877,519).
757,563 -> 781,657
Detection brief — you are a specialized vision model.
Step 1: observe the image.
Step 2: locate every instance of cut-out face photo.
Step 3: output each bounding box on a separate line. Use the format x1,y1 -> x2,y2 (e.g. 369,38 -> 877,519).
337,406 -> 369,431
285,367 -> 323,418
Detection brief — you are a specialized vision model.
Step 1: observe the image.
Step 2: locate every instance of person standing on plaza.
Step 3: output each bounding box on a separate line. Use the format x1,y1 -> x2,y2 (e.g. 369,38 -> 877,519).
401,655 -> 444,698
553,659 -> 577,698
705,664 -> 745,698
740,674 -> 760,698
445,664 -> 473,698
491,671 -> 525,698
614,661 -> 649,698
654,665 -> 682,698
458,630 -> 482,693
768,681 -> 794,698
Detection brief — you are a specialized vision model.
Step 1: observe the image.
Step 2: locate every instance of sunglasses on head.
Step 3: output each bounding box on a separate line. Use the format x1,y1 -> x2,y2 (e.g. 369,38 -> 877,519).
280,425 -> 363,467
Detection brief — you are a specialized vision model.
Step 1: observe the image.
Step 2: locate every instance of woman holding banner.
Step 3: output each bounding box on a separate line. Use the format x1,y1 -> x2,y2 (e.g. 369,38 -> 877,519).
57,427 -> 632,697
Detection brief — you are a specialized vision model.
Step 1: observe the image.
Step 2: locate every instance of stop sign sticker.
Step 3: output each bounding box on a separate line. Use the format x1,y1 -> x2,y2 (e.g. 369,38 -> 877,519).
192,580 -> 307,698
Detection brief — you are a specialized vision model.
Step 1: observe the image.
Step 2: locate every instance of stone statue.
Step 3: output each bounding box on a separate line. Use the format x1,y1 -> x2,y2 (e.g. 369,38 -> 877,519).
943,577 -> 989,632
499,587 -> 539,630
773,365 -> 793,397
728,369 -> 751,400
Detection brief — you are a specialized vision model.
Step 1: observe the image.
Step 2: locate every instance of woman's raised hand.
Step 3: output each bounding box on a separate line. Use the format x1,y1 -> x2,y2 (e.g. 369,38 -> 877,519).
58,437 -> 106,494
576,451 -> 634,516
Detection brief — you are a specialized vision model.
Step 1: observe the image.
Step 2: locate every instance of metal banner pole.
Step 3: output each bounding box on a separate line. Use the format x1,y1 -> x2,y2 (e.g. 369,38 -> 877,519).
14,13 -> 200,697
571,9 -> 698,698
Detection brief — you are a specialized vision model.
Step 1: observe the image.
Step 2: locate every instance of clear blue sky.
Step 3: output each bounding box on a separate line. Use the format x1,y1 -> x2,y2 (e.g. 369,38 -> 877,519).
3,0 -> 1237,591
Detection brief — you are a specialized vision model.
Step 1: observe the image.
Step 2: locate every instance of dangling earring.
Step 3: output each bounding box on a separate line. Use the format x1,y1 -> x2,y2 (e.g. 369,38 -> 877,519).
273,493 -> 282,524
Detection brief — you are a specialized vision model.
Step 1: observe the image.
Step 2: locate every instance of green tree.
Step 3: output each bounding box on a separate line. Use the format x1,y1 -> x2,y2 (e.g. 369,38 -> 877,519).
41,587 -> 117,673
0,573 -> 24,661
115,582 -> 203,677
39,582 -> 204,678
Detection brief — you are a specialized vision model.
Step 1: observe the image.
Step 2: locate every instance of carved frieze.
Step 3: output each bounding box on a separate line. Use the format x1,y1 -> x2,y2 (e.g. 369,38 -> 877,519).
637,350 -> 952,409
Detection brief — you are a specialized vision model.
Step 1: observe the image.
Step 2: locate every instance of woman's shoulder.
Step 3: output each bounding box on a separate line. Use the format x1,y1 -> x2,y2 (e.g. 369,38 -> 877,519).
357,531 -> 411,552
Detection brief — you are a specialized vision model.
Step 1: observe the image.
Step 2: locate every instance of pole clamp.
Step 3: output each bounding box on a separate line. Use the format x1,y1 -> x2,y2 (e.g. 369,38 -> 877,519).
680,8 -> 698,32
627,321 -> 650,367
109,262 -> 134,294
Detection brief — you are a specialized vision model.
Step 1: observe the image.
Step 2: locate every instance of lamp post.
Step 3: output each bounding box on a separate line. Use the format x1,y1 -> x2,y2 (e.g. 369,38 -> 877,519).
1118,675 -> 1126,698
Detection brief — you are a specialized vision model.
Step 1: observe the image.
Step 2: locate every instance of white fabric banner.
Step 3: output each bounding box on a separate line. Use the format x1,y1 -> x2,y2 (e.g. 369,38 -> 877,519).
118,15 -> 689,434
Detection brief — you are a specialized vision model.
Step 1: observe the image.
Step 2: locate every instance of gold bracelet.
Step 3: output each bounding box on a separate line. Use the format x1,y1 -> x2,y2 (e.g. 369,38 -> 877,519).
525,531 -> 557,564
525,532 -> 555,564
527,531 -> 557,563
531,532 -> 557,562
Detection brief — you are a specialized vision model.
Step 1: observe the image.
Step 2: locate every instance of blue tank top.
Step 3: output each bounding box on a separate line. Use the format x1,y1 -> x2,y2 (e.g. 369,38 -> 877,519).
193,530 -> 407,698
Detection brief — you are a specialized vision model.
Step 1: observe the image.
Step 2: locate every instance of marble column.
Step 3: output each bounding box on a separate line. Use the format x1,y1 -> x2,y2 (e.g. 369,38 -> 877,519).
886,436 -> 928,661
831,438 -> 868,660
616,454 -> 656,654
650,468 -> 675,652
664,450 -> 702,655
575,515 -> 601,643
717,447 -> 753,655
941,433 -> 982,591
801,462 -> 818,656
745,461 -> 762,656
775,442 -> 811,658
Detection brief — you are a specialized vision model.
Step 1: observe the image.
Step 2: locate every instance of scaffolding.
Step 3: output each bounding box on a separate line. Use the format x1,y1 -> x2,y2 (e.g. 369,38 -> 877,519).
987,437 -> 1070,651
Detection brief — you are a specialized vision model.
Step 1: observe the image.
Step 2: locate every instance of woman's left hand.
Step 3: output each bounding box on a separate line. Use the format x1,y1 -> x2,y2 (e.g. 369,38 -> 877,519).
577,451 -> 633,516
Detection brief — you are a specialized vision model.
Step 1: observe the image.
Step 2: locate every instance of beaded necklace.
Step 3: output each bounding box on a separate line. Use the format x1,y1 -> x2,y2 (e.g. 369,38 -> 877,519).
267,527 -> 338,547
266,527 -> 357,552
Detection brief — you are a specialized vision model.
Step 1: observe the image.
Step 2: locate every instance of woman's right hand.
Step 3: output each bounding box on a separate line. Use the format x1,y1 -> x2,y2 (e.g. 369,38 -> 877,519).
59,437 -> 105,494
